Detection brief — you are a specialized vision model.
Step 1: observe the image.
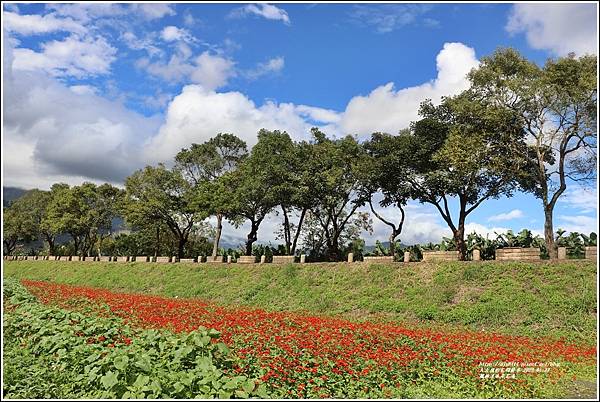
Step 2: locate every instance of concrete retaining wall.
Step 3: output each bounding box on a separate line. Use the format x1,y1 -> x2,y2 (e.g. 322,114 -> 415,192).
422,251 -> 459,262
496,247 -> 540,261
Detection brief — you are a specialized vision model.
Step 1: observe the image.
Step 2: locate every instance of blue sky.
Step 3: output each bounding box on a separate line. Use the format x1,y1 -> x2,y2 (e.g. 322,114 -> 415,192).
2,2 -> 598,245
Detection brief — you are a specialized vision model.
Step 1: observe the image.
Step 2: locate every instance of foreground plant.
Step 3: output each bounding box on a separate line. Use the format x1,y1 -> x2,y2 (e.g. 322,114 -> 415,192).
2,278 -> 266,399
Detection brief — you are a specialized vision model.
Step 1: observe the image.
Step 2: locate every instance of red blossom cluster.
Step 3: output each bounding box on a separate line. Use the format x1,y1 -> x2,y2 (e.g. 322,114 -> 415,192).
22,279 -> 596,398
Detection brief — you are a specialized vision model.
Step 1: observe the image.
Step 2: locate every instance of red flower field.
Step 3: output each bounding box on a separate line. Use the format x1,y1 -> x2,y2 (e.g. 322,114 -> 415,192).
22,279 -> 597,398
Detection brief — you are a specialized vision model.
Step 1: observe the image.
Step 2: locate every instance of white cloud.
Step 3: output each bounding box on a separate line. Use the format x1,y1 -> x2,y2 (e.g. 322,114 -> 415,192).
556,215 -> 597,235
69,85 -> 97,95
349,4 -> 435,33
140,50 -> 235,91
160,25 -> 196,43
46,3 -> 127,24
3,39 -> 160,189
129,3 -> 176,20
506,3 -> 597,56
340,42 -> 479,136
191,52 -> 236,90
245,56 -> 285,79
487,209 -> 524,222
12,34 -> 117,78
142,85 -> 337,164
230,3 -> 290,25
121,31 -> 163,57
3,10 -> 86,35
559,187 -> 598,214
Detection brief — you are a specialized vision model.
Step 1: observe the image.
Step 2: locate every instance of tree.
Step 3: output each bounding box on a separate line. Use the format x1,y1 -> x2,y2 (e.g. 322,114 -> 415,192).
2,189 -> 56,255
306,129 -> 368,261
92,184 -> 125,257
123,164 -> 207,258
360,133 -> 412,258
3,202 -> 38,255
225,132 -> 281,256
245,129 -> 313,256
45,183 -> 92,256
405,90 -> 531,260
468,48 -> 597,258
175,133 -> 247,259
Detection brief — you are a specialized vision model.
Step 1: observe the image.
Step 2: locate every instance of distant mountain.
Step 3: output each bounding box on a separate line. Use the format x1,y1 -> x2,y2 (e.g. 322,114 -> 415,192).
3,186 -> 29,207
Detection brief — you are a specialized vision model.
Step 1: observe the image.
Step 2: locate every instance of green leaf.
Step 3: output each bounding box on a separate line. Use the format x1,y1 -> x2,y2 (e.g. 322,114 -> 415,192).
113,355 -> 129,371
100,371 -> 119,389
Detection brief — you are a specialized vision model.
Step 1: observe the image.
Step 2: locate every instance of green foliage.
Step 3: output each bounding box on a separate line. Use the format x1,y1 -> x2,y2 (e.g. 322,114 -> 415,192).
468,48 -> 597,257
3,278 -> 265,399
123,164 -> 208,258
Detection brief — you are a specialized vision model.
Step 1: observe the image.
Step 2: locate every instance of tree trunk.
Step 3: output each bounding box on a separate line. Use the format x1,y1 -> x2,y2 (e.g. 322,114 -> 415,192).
154,225 -> 160,259
326,234 -> 340,262
291,208 -> 307,255
4,239 -> 17,256
72,235 -> 80,256
281,205 -> 291,255
544,205 -> 557,259
177,235 -> 186,259
245,220 -> 259,256
389,233 -> 397,258
212,213 -> 223,258
453,196 -> 468,261
45,234 -> 55,255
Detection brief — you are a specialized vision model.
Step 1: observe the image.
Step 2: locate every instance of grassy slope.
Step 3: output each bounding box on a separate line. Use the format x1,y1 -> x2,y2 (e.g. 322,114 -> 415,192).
3,260 -> 597,342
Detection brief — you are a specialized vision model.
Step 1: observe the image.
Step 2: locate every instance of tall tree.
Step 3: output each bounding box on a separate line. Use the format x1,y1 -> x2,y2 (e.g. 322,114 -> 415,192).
123,164 -> 207,258
175,133 -> 247,259
45,183 -> 94,256
225,131 -> 281,256
406,91 -> 531,260
3,198 -> 38,255
359,133 -> 412,258
468,49 -> 597,258
307,129 -> 368,261
92,183 -> 125,257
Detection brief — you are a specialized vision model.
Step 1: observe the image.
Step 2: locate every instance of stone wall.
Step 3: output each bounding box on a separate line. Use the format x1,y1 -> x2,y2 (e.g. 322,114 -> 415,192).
272,256 -> 295,264
179,258 -> 196,263
585,246 -> 597,260
207,256 -> 224,263
155,256 -> 171,263
98,256 -> 111,262
135,256 -> 147,262
363,256 -> 394,263
238,256 -> 256,264
422,251 -> 459,262
115,256 -> 129,262
495,247 -> 540,261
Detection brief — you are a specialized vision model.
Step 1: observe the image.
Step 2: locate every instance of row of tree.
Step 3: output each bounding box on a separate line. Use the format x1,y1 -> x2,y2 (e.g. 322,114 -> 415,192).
3,48 -> 597,261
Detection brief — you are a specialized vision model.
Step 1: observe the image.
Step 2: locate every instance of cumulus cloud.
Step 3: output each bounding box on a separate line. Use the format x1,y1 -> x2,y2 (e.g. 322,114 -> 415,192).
12,34 -> 117,78
128,3 -> 176,20
506,3 -> 597,56
139,50 -> 235,90
160,25 -> 196,43
229,3 -> 290,25
3,39 -> 160,189
142,85 -> 338,164
487,209 -> 524,222
3,10 -> 86,35
340,42 -> 479,136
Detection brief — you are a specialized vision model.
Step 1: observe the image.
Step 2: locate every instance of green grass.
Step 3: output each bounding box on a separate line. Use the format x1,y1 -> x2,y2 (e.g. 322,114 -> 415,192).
3,259 -> 596,343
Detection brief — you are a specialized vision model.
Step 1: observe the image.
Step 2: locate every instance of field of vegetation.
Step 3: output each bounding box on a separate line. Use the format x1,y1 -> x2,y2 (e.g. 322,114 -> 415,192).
3,260 -> 597,398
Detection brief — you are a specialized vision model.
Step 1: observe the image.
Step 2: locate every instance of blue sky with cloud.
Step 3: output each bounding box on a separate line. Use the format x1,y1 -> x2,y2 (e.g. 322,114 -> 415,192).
2,2 -> 597,246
